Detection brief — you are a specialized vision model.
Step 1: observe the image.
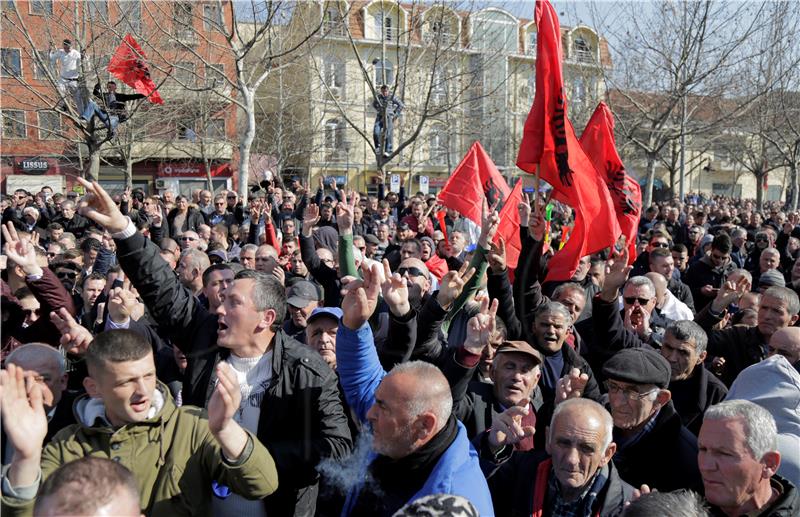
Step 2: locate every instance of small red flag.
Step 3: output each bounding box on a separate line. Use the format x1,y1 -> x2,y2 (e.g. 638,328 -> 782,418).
438,142 -> 511,225
580,102 -> 642,265
516,0 -> 620,281
494,179 -> 523,269
435,209 -> 449,243
108,34 -> 164,104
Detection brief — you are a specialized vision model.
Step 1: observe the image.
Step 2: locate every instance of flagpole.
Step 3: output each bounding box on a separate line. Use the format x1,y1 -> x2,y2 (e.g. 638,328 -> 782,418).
534,163 -> 541,212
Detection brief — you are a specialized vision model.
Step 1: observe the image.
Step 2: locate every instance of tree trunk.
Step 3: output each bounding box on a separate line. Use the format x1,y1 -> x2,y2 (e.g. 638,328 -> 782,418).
238,87 -> 256,205
643,153 -> 657,207
85,146 -> 100,182
125,160 -> 133,190
790,163 -> 799,211
756,171 -> 764,211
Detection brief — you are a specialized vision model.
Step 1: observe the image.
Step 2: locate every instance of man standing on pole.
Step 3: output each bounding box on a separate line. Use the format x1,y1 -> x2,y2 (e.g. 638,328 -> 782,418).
373,85 -> 404,159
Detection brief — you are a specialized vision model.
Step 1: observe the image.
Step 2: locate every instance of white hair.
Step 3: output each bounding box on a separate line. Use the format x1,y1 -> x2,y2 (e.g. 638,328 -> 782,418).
704,400 -> 777,460
388,361 -> 452,425
6,343 -> 66,374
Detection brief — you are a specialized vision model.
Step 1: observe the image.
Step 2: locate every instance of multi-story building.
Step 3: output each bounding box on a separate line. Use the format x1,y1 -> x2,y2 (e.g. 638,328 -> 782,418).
1,0 -> 237,196
267,0 -> 611,195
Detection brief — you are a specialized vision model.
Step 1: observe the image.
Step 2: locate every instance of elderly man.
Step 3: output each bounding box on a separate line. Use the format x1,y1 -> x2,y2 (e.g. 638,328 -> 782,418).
754,247 -> 782,290
1,344 -> 77,463
177,230 -> 201,251
699,400 -> 799,516
175,248 -> 210,297
660,320 -> 728,435
255,244 -> 279,274
53,200 -> 90,238
305,307 -> 342,371
602,348 -> 702,492
239,243 -> 258,270
335,262 -> 493,515
480,399 -> 634,516
699,284 -> 800,385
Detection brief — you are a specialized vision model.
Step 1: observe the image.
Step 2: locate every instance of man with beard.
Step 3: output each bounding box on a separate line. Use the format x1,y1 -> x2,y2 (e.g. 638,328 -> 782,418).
335,261 -> 493,516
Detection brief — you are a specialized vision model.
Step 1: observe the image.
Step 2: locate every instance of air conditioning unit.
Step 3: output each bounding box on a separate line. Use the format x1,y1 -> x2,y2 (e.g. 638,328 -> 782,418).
329,86 -> 341,99
155,179 -> 167,190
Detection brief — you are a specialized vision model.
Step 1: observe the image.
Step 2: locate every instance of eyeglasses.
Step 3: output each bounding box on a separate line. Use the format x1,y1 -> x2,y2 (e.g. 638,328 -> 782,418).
650,242 -> 669,248
604,381 -> 658,401
22,308 -> 41,318
623,297 -> 651,305
756,237 -> 770,242
227,196 -> 237,200
56,271 -> 78,280
398,266 -> 428,279
180,236 -> 197,241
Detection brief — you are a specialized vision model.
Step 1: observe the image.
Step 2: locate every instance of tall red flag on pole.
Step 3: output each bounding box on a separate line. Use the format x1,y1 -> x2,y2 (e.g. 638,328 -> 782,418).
108,35 -> 164,104
494,178 -> 523,269
516,0 -> 620,282
438,141 -> 511,225
580,102 -> 642,264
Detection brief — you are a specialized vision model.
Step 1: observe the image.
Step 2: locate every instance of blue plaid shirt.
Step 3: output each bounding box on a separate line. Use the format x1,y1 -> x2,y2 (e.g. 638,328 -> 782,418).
547,464 -> 609,517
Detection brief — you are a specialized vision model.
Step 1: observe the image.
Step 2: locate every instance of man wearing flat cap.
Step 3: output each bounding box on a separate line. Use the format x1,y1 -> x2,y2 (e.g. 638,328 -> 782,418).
602,347 -> 702,492
283,279 -> 321,344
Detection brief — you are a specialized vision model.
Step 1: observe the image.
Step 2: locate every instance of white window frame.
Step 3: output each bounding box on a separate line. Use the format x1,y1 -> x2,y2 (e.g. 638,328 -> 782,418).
37,110 -> 61,140
2,109 -> 26,139
1,47 -> 22,78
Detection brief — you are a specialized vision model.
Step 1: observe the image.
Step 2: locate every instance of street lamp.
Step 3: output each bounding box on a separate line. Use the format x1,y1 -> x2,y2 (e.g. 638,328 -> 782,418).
343,139 -> 352,187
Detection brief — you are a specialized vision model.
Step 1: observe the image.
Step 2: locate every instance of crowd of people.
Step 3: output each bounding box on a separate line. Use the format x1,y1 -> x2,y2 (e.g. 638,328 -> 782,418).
0,177 -> 798,517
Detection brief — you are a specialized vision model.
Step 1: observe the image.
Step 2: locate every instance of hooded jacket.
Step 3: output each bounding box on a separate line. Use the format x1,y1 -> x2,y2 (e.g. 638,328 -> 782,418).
726,355 -> 800,486
1,383 -> 278,517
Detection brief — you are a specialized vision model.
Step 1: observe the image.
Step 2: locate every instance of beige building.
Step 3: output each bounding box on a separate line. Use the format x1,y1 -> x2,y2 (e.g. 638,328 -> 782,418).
261,0 -> 610,196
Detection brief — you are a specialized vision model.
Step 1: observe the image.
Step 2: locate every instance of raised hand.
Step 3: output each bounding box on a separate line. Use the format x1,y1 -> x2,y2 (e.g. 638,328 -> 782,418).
336,191 -> 358,235
478,200 -> 500,249
464,297 -> 499,355
2,222 -> 42,276
208,363 -> 241,435
381,259 -> 410,316
487,237 -> 507,273
341,261 -> 382,330
600,247 -> 631,301
529,204 -> 546,241
624,305 -> 652,339
271,265 -> 285,286
710,276 -> 749,313
0,364 -> 48,462
107,287 -> 139,323
75,177 -> 128,233
487,405 -> 535,453
555,368 -> 590,403
436,262 -> 476,309
518,192 -> 532,227
51,307 -> 93,355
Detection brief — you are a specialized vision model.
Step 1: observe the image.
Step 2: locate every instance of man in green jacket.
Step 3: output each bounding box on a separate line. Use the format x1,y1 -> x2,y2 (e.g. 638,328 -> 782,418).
1,329 -> 279,516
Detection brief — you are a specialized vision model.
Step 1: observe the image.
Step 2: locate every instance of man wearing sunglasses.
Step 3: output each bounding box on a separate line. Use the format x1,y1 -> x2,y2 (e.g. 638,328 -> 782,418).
630,230 -> 673,277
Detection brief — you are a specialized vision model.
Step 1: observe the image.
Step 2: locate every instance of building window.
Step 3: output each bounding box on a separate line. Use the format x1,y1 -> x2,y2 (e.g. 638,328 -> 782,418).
37,110 -> 60,139
431,67 -> 447,107
573,36 -> 593,63
86,0 -> 107,20
323,7 -> 345,37
323,57 -> 345,98
426,19 -> 454,47
471,11 -> 517,53
2,110 -> 26,139
205,63 -> 225,87
175,61 -> 196,86
429,127 -> 447,165
29,0 -> 52,15
33,49 -> 54,80
527,31 -> 537,55
374,12 -> 395,42
2,1 -> 16,14
173,2 -> 196,44
204,118 -> 225,140
1,48 -> 21,77
203,4 -> 223,31
324,118 -> 344,150
573,77 -> 586,105
374,59 -> 393,86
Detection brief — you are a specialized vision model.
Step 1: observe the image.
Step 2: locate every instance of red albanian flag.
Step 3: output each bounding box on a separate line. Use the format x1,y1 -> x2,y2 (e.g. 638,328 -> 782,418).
579,102 -> 642,265
494,178 -> 523,269
438,141 -> 511,225
108,34 -> 164,104
516,0 -> 620,282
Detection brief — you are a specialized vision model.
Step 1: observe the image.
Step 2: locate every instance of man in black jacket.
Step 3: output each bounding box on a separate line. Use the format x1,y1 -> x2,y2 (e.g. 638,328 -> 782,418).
81,81 -> 145,138
74,178 -> 353,517
478,398 -> 635,517
602,348 -> 702,492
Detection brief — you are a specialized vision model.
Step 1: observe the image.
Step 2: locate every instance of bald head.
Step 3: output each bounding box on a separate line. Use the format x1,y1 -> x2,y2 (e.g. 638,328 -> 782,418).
644,272 -> 668,305
387,360 -> 452,426
550,398 -> 614,449
6,343 -> 68,412
768,326 -> 800,366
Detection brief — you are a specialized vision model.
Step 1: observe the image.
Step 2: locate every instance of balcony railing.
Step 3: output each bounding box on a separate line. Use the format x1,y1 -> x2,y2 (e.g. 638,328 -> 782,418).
572,48 -> 594,64
424,30 -> 455,48
323,20 -> 346,37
